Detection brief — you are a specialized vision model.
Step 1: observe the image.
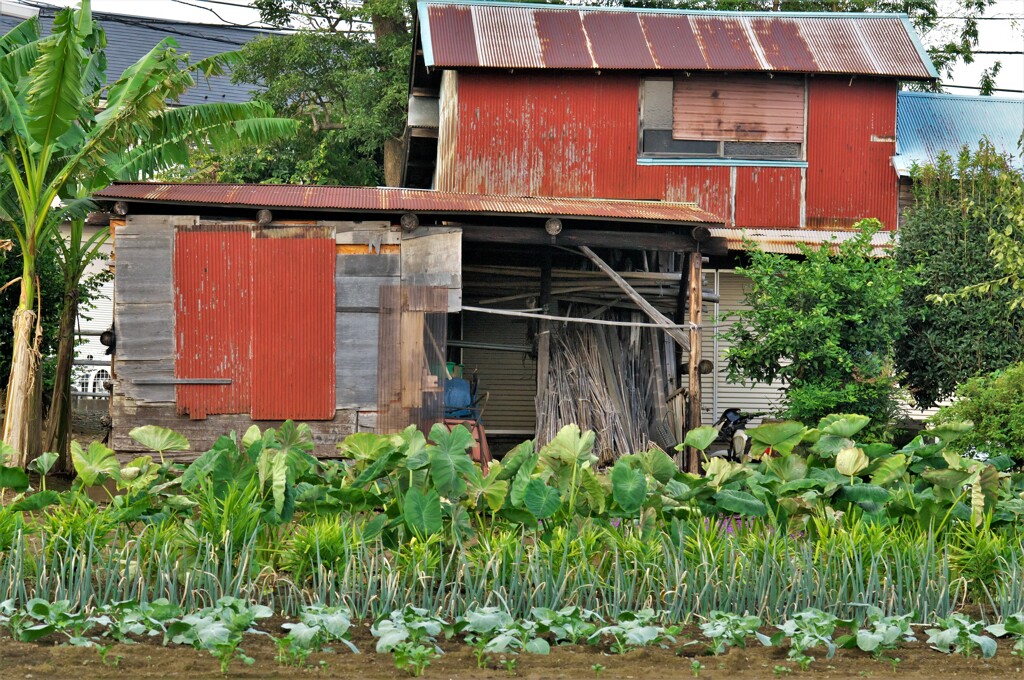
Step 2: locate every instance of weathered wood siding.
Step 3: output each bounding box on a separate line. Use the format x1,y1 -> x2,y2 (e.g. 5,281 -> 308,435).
113,214 -> 193,404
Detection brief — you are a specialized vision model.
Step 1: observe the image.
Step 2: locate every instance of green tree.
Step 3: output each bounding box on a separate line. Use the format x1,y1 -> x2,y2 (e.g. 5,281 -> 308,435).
0,1 -> 296,466
933,362 -> 1024,462
185,0 -> 410,186
725,222 -> 909,433
894,143 -> 1024,409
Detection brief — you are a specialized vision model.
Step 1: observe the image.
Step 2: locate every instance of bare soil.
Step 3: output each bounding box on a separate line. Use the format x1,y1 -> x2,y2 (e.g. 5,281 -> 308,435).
2,623 -> 1022,680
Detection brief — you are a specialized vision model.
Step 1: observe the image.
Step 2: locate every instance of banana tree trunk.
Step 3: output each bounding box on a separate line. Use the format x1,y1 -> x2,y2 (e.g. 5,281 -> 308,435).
43,288 -> 78,471
4,306 -> 43,467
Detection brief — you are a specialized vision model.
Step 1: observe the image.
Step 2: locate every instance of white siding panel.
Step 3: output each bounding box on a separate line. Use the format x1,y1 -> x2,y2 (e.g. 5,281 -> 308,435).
704,270 -> 785,425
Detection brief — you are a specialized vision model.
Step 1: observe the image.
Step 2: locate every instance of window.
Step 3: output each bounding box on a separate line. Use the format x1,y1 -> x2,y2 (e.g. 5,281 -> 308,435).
640,75 -> 805,161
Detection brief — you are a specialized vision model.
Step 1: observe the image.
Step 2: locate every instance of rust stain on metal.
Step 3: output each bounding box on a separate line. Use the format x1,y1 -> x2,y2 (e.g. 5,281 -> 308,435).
251,236 -> 336,420
733,167 -> 802,228
174,227 -> 253,419
806,77 -> 898,229
96,180 -> 722,224
419,3 -> 935,79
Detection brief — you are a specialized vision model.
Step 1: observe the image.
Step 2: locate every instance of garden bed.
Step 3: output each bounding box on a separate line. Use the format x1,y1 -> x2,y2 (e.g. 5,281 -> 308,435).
1,624 -> 1021,680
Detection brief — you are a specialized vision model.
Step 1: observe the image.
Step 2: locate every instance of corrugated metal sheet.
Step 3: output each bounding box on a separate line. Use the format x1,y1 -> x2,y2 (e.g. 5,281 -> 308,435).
893,92 -> 1024,176
418,1 -> 936,79
251,235 -> 336,420
709,227 -> 893,255
174,227 -> 252,418
733,168 -> 802,228
673,75 -> 804,142
435,70 -> 460,191
96,182 -> 721,225
806,77 -> 898,228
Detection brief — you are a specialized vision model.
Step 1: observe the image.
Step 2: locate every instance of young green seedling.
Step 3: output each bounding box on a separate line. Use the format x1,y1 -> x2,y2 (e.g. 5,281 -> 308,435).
700,611 -> 771,655
925,613 -> 997,658
986,611 -> 1024,657
837,606 -> 916,659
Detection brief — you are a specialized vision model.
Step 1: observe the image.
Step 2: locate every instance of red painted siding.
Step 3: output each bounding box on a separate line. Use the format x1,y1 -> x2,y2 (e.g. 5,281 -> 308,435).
449,72 -> 899,230
734,167 -> 803,228
174,228 -> 252,419
250,236 -> 336,420
806,77 -> 898,228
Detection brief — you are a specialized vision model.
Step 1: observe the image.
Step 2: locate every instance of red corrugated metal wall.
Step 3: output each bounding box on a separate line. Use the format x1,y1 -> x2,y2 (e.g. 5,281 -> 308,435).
806,77 -> 898,228
449,72 -> 900,230
174,227 -> 252,419
734,167 -> 803,228
250,235 -> 336,420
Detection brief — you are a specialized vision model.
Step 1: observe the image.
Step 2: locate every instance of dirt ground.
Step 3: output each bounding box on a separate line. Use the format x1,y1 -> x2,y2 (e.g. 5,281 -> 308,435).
2,622 -> 1023,680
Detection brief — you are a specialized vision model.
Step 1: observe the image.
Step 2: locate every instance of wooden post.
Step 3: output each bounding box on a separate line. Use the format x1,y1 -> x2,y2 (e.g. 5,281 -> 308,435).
686,249 -> 703,474
534,252 -> 552,442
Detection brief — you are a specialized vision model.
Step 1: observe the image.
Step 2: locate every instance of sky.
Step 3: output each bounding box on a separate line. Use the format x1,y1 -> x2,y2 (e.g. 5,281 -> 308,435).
29,0 -> 1024,96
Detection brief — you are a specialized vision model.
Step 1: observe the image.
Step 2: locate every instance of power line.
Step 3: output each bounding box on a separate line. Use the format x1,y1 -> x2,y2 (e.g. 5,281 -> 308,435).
942,83 -> 1024,94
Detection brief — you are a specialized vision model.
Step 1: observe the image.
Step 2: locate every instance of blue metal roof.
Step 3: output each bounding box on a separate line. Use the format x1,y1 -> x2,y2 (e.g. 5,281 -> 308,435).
894,91 -> 1024,176
0,4 -> 272,106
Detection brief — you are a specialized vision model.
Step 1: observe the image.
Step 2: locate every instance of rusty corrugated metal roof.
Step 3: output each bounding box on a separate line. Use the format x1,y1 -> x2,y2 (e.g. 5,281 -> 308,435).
418,1 -> 937,79
94,183 -> 723,224
711,228 -> 893,256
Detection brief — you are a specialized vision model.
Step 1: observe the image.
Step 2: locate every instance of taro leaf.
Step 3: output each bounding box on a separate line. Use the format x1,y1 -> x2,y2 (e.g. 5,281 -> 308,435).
130,425 -> 189,454
428,424 -> 477,499
713,489 -> 767,517
811,435 -> 854,458
611,461 -> 647,514
524,478 -> 561,519
497,508 -> 536,524
747,422 -> 807,457
777,478 -> 821,495
403,487 -> 443,537
818,414 -> 871,438
862,443 -> 896,459
0,465 -> 29,491
922,468 -> 972,490
987,455 -> 1016,472
10,490 -> 60,511
870,454 -> 908,487
71,441 -> 120,486
242,425 -> 262,450
29,451 -> 58,477
352,448 -> 405,488
924,421 -> 974,443
640,448 -> 678,485
704,457 -> 744,489
495,440 -> 537,481
510,458 -> 537,508
337,432 -> 396,461
580,468 -> 608,514
681,425 -> 719,453
540,424 -> 597,466
836,447 -> 869,478
766,454 -> 808,482
836,484 -> 890,506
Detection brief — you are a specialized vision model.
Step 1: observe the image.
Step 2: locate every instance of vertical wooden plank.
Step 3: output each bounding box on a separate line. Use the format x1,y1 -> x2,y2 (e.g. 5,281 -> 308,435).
533,253 -> 552,441
251,236 -> 336,420
686,250 -> 703,474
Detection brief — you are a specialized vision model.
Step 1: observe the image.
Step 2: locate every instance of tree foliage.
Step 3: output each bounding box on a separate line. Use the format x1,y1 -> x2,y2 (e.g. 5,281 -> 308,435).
725,223 -> 909,432
934,362 -> 1024,462
0,1 -> 296,464
893,143 -> 1024,409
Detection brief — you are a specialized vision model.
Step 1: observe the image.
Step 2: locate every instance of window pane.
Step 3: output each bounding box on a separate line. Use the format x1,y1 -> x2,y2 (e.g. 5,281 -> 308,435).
723,141 -> 802,159
642,79 -> 674,130
642,130 -> 718,155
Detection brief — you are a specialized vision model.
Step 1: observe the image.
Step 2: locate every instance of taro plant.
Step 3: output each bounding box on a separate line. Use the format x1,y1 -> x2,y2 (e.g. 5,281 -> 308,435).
926,613 -> 998,658
589,608 -> 679,655
699,611 -> 771,655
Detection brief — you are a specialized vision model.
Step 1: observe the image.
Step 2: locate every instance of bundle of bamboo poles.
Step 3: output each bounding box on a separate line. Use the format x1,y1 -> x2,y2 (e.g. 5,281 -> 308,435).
534,317 -> 677,464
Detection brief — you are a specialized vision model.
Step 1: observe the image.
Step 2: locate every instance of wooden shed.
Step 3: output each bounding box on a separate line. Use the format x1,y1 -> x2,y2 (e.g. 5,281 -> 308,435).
95,183 -> 724,467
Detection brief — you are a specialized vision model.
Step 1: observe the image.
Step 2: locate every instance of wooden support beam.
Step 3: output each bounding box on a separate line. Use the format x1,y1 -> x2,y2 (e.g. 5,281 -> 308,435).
685,250 -> 704,474
534,252 -> 553,442
460,224 -> 727,255
577,246 -> 690,351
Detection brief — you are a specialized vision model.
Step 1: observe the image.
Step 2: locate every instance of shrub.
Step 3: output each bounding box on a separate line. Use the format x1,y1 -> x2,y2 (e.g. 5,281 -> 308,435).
934,362 -> 1024,462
